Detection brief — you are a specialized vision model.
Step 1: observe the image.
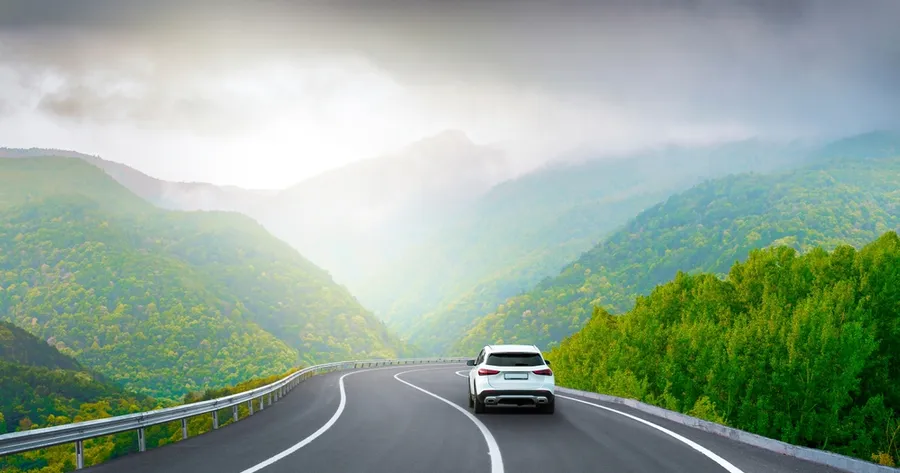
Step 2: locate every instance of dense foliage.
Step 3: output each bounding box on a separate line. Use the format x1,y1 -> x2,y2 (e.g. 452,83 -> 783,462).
0,158 -> 411,399
0,321 -> 304,472
360,140 -> 809,354
0,320 -> 158,472
547,233 -> 900,466
0,321 -> 82,371
456,149 -> 900,354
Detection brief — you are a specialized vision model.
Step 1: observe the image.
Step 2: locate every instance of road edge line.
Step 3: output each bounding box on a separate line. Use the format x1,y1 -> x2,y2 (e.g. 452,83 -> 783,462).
239,363 -> 460,473
455,370 -> 744,473
394,368 -> 504,473
556,394 -> 745,473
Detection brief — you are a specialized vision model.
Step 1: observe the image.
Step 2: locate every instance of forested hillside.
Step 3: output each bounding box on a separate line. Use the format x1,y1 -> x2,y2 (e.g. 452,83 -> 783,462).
0,158 -> 411,399
455,134 -> 900,354
547,233 -> 900,467
0,319 -> 303,473
0,320 -> 159,471
364,139 -> 811,354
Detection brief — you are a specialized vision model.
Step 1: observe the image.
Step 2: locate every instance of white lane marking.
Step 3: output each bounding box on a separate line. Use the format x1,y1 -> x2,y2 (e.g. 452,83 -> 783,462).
557,394 -> 746,473
239,363 -> 461,473
394,368 -> 504,473
455,370 -> 743,473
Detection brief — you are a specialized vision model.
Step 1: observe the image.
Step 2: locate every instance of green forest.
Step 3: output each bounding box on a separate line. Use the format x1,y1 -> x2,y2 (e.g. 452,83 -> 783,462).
0,158 -> 412,400
4,133 -> 900,471
0,319 -> 302,473
362,140 -> 809,354
455,150 -> 900,354
547,232 -> 900,467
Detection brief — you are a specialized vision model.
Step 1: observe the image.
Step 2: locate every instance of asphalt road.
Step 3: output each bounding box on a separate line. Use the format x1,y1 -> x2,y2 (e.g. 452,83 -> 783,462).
85,364 -> 849,473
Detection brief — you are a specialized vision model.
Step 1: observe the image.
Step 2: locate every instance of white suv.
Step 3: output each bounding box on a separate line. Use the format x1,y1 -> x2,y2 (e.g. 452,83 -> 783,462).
465,344 -> 555,414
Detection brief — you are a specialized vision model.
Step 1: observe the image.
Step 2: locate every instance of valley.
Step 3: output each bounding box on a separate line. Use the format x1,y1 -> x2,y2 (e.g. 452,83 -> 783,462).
2,129 -> 899,470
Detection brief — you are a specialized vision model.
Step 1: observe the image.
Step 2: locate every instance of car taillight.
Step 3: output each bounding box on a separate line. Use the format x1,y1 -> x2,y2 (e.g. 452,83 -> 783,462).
533,368 -> 553,376
477,368 -> 500,376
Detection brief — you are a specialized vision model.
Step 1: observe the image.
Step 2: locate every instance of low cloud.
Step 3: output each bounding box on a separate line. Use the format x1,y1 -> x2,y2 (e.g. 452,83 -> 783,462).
0,0 -> 898,184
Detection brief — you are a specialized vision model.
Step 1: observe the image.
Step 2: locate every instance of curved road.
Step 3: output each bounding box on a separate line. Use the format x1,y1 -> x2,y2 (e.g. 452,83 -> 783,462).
86,364 -> 847,473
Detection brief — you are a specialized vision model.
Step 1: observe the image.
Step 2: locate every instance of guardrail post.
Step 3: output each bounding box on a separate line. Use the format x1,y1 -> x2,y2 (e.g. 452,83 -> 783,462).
248,399 -> 254,415
233,405 -> 239,422
181,418 -> 188,440
138,427 -> 146,452
212,411 -> 219,430
259,396 -> 264,411
268,393 -> 273,406
75,440 -> 84,470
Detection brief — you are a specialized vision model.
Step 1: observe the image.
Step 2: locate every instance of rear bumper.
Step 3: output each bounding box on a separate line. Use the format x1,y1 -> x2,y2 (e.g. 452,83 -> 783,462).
477,389 -> 555,406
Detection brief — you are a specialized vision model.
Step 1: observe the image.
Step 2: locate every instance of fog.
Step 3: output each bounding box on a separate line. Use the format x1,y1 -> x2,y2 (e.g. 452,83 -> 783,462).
0,0 -> 897,187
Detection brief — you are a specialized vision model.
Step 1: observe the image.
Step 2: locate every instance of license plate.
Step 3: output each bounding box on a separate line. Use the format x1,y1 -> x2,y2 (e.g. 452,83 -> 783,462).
504,372 -> 528,380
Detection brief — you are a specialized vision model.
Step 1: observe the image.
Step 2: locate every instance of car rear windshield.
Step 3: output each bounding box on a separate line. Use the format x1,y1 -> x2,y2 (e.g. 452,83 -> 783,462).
486,353 -> 544,367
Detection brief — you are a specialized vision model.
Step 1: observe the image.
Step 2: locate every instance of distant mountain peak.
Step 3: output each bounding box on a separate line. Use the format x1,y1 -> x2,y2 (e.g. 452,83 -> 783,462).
394,129 -> 477,158
422,128 -> 472,144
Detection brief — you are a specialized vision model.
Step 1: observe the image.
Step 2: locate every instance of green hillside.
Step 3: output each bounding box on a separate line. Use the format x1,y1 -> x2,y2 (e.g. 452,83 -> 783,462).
0,320 -> 157,470
0,320 -> 84,371
0,321 -> 142,434
547,233 -> 900,467
0,157 -> 411,399
359,140 -> 809,354
455,135 -> 900,354
0,319 -> 302,473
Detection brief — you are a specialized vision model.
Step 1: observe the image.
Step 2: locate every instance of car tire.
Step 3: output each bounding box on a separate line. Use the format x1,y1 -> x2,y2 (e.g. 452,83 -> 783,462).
539,401 -> 555,414
474,396 -> 486,414
468,392 -> 474,408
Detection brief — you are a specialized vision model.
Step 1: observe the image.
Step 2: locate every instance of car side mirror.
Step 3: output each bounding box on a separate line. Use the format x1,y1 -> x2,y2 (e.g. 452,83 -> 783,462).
544,360 -> 551,366
466,359 -> 476,366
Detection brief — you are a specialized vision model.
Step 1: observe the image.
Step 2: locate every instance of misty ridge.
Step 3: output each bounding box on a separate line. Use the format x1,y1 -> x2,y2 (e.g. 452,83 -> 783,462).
4,129 -> 898,324
1,0 -> 899,362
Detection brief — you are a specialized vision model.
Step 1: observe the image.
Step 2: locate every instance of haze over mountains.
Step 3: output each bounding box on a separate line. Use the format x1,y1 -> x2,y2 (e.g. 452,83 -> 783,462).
4,129 -> 896,357
251,129 -> 513,291
0,157 -> 413,399
457,130 -> 900,353
0,148 -> 277,214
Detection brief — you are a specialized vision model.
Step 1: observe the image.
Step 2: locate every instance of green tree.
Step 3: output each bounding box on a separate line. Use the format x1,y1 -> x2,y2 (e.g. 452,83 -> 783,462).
547,233 -> 900,466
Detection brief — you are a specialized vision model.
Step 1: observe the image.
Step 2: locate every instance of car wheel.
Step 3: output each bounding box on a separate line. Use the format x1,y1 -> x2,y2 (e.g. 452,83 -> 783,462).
474,396 -> 486,414
468,392 -> 474,408
539,401 -> 555,414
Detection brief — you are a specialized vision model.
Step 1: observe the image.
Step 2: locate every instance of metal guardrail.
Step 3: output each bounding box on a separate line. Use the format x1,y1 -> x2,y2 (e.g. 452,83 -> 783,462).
0,357 -> 467,469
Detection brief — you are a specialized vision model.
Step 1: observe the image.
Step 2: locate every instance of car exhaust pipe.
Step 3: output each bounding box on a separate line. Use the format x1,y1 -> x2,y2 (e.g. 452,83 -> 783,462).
483,395 -> 548,406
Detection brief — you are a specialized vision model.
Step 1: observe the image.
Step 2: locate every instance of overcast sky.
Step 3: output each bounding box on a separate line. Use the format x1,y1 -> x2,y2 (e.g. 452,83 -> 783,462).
1,0 -> 898,188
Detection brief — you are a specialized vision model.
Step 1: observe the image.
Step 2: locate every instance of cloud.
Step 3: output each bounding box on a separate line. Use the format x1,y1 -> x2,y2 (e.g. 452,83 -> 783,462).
1,0 -> 898,179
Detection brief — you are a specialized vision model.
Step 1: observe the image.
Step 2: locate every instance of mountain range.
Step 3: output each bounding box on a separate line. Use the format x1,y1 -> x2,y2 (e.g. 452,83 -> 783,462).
455,131 -> 900,353
0,157 -> 411,399
3,128 -> 900,469
4,130 -> 898,362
